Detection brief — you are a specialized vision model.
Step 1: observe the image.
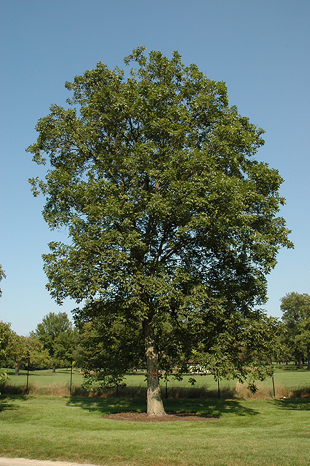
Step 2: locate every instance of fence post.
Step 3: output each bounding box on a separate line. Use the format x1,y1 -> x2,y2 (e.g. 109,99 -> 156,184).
69,358 -> 73,396
272,375 -> 276,398
26,351 -> 30,395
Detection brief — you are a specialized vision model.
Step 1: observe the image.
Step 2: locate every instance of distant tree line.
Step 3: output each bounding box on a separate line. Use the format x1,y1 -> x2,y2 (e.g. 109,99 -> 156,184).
277,292 -> 310,369
0,312 -> 77,374
2,292 -> 310,387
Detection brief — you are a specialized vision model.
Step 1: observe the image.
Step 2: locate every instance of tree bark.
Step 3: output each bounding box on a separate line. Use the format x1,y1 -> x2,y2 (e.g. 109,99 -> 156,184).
15,360 -> 22,376
307,346 -> 310,370
143,318 -> 165,417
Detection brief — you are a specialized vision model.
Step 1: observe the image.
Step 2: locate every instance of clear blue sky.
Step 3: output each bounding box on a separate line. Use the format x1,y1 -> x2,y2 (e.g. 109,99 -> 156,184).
1,0 -> 309,335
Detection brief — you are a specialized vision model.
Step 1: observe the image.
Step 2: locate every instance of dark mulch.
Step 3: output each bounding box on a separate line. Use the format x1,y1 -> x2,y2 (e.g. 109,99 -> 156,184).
104,412 -> 218,422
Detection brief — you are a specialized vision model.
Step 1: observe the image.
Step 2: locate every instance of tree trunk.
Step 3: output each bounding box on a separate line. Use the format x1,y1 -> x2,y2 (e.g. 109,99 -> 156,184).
143,318 -> 165,417
15,360 -> 23,376
307,347 -> 310,370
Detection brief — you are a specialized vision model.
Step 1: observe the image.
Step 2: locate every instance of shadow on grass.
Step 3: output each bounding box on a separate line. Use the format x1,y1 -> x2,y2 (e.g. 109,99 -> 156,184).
164,398 -> 258,417
67,396 -> 146,414
0,383 -> 30,395
272,397 -> 310,411
0,394 -> 29,412
66,396 -> 259,418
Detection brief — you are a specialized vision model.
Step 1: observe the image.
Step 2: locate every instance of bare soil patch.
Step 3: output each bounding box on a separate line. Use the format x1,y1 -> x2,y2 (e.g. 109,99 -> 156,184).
104,412 -> 218,422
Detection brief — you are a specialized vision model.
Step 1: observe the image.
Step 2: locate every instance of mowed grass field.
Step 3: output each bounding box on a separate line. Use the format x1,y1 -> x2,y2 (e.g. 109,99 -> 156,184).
1,366 -> 310,465
1,394 -> 310,466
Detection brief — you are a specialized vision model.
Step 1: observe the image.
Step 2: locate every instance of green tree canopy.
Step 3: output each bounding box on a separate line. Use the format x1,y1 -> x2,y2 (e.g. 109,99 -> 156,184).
0,265 -> 6,297
27,48 -> 292,415
281,292 -> 310,369
26,336 -> 52,370
31,312 -> 74,371
0,321 -> 14,366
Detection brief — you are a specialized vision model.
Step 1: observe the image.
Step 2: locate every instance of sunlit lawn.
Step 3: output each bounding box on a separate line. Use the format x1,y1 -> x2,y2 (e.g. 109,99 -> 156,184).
1,395 -> 310,466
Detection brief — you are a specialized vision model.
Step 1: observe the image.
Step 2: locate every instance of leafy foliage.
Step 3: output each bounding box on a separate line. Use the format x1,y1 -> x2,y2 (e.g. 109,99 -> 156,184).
281,292 -> 310,368
76,302 -> 144,389
0,321 -> 52,373
25,336 -> 52,370
0,321 -> 14,365
32,312 -> 75,370
0,264 -> 6,297
27,48 -> 292,412
191,310 -> 279,382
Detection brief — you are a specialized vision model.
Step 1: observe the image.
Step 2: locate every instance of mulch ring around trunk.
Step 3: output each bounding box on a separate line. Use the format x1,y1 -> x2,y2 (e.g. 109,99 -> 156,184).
104,412 -> 218,422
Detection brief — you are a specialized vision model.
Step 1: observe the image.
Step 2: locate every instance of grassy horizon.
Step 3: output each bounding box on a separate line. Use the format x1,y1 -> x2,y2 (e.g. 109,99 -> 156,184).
1,365 -> 310,399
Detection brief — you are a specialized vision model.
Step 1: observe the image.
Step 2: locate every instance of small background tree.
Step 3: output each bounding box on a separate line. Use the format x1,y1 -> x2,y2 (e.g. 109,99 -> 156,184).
32,312 -> 75,371
281,292 -> 310,369
0,321 -> 14,367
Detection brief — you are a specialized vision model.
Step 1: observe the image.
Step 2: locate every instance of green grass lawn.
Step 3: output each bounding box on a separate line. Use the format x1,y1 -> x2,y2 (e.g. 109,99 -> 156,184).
3,368 -> 83,388
1,395 -> 310,465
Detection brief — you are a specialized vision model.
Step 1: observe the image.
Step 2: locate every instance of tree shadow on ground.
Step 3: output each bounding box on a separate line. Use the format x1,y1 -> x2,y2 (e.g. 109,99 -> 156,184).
164,398 -> 259,417
66,395 -> 259,418
272,397 -> 310,411
67,396 -> 146,415
0,394 -> 28,412
0,383 -> 30,395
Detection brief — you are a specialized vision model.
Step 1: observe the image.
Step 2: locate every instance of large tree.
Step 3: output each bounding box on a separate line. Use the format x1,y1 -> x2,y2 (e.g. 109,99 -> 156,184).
27,48 -> 292,415
281,292 -> 310,369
